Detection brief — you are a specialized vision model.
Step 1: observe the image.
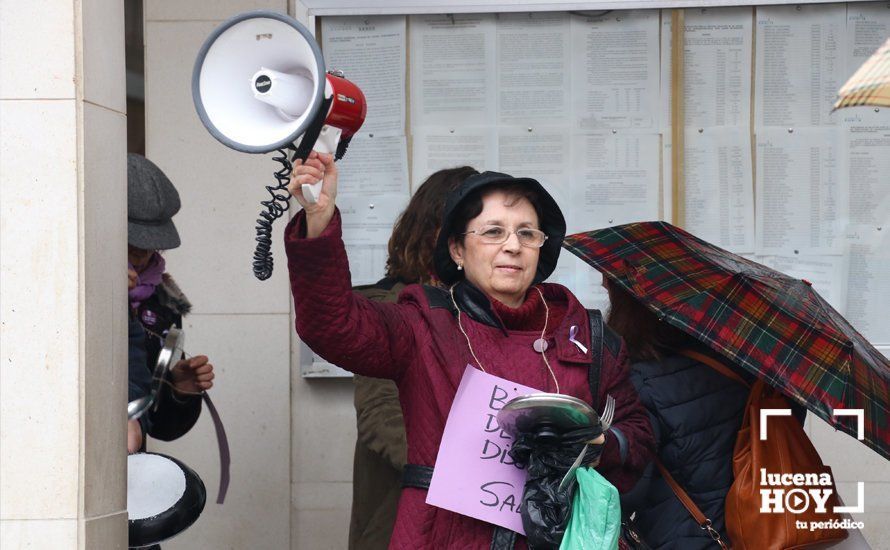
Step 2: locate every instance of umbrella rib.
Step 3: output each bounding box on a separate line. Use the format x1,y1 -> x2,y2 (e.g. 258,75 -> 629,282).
837,38 -> 890,107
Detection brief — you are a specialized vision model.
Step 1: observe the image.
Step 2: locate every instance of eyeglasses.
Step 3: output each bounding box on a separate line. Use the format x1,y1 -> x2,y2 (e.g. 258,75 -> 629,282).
463,225 -> 548,248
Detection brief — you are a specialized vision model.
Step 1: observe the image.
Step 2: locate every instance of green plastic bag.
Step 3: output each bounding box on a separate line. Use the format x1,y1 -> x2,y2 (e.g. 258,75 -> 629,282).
559,467 -> 621,550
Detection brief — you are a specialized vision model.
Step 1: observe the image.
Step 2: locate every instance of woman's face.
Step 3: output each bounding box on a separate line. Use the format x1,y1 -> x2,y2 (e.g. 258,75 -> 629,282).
128,245 -> 154,271
449,190 -> 541,308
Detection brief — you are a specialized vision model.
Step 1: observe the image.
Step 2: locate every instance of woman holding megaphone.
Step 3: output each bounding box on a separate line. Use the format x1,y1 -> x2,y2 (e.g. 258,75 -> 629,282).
285,152 -> 654,549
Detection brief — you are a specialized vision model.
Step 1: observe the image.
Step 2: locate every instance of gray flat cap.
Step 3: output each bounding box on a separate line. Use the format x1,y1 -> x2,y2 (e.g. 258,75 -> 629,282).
127,153 -> 181,250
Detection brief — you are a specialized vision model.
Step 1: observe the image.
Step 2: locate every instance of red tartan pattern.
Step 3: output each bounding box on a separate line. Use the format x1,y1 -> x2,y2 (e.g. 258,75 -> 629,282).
564,221 -> 890,460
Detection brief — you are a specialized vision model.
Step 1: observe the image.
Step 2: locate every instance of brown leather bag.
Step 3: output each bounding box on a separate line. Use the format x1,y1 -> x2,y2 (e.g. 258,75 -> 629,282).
663,350 -> 848,550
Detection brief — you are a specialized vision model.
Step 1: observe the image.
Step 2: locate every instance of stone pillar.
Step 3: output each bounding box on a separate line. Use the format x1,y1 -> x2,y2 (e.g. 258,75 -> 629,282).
0,0 -> 128,547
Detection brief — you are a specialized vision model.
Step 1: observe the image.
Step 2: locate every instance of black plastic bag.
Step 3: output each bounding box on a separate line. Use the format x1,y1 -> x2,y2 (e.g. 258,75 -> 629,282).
508,423 -> 604,549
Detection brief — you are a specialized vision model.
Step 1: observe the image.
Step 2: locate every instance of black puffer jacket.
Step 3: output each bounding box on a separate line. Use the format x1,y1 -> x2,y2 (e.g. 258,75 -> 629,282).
621,351 -> 749,550
133,273 -> 201,441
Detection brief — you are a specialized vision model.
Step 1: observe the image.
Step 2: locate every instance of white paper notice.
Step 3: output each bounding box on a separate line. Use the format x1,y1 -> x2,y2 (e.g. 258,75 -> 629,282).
570,132 -> 661,230
684,128 -> 754,253
412,127 -> 496,189
755,128 -> 847,255
548,256 -> 577,298
846,240 -> 890,344
755,4 -> 846,128
571,10 -> 660,129
496,12 -> 570,124
410,14 -> 496,127
345,244 -> 390,286
659,17 -> 672,217
496,127 -> 571,214
758,254 -> 846,313
660,15 -> 673,130
340,194 -> 408,247
340,194 -> 408,285
683,7 -> 753,128
322,16 -> 406,134
662,137 -> 673,223
553,253 -> 611,312
845,124 -> 890,231
300,342 -> 352,378
335,135 -> 409,196
846,4 -> 890,75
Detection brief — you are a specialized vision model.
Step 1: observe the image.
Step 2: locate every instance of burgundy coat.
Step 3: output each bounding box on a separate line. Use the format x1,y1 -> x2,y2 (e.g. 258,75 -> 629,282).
286,211 -> 654,549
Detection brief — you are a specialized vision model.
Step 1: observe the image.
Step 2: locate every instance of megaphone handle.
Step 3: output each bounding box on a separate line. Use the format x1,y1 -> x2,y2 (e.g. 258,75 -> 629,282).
291,95 -> 334,163
294,125 -> 340,205
302,182 -> 322,203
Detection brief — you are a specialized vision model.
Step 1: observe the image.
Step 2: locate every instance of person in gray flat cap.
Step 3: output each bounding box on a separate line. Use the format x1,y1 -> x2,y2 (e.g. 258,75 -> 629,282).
127,153 -> 215,453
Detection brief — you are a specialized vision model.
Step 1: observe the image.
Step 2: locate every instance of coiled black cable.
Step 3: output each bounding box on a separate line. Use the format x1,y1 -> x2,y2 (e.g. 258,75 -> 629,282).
251,95 -> 334,282
252,147 -> 294,281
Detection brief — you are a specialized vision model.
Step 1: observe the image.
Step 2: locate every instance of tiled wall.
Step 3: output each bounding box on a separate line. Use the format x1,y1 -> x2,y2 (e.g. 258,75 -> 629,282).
0,0 -> 128,547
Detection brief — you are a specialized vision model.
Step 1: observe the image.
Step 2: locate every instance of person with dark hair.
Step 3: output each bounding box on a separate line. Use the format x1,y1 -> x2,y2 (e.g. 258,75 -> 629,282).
350,166 -> 476,550
285,152 -> 654,549
127,153 -> 215,452
605,277 -> 750,549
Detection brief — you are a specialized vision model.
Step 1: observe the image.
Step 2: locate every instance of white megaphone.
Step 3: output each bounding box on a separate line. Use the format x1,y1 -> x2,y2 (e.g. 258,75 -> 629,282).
191,11 -> 367,280
192,10 -> 366,202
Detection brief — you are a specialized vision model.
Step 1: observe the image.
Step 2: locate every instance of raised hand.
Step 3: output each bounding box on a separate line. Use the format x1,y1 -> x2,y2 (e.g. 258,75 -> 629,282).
288,151 -> 338,238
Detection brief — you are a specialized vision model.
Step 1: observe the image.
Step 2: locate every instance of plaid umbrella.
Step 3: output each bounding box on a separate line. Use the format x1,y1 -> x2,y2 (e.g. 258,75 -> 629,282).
564,221 -> 890,460
835,36 -> 890,110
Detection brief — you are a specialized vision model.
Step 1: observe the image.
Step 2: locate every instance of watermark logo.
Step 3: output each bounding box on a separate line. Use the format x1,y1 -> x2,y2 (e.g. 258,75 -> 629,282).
758,408 -> 865,532
759,469 -> 834,513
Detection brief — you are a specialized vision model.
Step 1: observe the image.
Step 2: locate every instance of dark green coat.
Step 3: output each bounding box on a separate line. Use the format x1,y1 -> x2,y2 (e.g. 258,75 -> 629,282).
349,278 -> 408,550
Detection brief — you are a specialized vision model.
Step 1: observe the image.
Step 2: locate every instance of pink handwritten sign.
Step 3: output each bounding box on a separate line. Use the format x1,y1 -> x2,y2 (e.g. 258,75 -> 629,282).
426,365 -> 542,535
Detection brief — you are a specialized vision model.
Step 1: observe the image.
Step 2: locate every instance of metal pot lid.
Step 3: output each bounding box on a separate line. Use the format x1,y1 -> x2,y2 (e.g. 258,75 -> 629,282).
154,327 -> 185,384
496,392 -> 599,438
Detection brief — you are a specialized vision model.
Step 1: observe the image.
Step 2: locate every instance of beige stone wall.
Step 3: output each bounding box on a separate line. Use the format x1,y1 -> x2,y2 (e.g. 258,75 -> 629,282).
0,0 -> 128,547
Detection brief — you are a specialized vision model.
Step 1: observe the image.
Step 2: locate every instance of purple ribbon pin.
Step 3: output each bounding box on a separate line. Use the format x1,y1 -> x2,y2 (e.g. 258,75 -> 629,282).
568,325 -> 588,354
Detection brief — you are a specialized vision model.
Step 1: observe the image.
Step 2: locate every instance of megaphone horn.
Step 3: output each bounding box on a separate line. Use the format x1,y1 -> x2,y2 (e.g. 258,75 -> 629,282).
191,10 -> 367,280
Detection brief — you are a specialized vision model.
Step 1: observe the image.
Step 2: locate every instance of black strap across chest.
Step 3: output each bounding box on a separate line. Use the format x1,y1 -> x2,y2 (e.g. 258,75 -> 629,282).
587,308 -> 604,410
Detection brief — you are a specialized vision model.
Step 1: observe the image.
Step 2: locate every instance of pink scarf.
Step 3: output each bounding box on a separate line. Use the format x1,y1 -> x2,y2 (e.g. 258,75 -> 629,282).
129,253 -> 165,309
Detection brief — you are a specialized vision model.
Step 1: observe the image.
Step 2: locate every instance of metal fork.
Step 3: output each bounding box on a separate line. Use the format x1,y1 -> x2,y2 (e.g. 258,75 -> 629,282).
600,394 -> 616,431
557,394 -> 617,491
